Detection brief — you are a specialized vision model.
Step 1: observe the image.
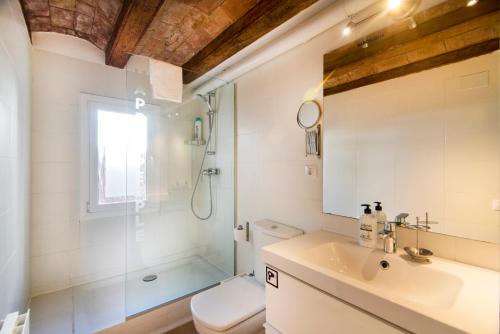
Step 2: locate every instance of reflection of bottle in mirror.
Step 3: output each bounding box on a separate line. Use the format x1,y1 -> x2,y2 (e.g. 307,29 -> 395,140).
374,201 -> 387,247
194,116 -> 202,141
374,202 -> 387,224
359,204 -> 377,248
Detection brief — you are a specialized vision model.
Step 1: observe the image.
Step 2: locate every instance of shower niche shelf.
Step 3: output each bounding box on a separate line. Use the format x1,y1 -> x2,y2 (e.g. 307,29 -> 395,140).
184,139 -> 206,146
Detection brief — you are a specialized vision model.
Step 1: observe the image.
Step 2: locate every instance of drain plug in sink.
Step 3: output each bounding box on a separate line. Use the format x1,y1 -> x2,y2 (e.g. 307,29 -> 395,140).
143,274 -> 158,282
379,260 -> 390,270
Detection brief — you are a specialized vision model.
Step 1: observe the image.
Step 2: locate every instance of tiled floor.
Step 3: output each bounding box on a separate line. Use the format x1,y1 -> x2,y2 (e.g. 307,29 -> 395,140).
30,256 -> 228,334
30,288 -> 74,334
164,321 -> 198,334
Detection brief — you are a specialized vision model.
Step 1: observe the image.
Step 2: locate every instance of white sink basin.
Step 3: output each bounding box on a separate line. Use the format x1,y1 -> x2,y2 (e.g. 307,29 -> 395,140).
262,230 -> 499,334
302,241 -> 463,308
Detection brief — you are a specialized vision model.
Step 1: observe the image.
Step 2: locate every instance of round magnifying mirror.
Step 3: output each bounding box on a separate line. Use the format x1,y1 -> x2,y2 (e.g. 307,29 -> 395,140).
297,100 -> 321,129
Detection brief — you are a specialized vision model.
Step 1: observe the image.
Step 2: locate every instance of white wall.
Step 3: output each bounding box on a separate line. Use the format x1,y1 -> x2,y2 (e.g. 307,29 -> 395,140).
0,0 -> 32,318
151,84 -> 235,276
30,46 -> 127,295
195,84 -> 236,275
233,8 -> 381,273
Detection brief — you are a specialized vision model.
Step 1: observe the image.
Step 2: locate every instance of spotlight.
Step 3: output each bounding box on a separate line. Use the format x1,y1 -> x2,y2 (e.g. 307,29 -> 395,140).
466,0 -> 478,6
408,17 -> 417,29
343,20 -> 355,36
342,25 -> 351,36
387,0 -> 402,10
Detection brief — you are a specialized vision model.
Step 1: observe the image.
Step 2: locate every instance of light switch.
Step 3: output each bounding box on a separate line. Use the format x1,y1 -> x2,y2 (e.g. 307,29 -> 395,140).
493,199 -> 500,211
304,165 -> 317,178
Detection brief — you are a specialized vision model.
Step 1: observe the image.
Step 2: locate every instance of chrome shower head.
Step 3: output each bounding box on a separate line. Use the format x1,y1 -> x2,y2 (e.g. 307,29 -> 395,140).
196,94 -> 214,114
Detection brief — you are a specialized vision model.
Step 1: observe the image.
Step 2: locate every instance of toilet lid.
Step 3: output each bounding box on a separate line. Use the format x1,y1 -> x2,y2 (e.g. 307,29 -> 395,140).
191,276 -> 265,332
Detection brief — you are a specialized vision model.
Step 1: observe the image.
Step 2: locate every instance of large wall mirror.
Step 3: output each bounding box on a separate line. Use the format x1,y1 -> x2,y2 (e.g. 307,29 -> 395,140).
323,51 -> 499,243
321,0 -> 499,243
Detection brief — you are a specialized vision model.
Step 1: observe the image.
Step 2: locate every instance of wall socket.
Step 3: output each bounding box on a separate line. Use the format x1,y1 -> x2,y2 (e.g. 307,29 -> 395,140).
304,165 -> 317,178
493,199 -> 500,211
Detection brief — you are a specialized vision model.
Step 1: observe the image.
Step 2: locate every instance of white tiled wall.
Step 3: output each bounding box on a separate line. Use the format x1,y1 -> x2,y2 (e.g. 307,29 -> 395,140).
234,20 -> 359,274
397,227 -> 500,271
30,46 -> 128,296
196,84 -> 235,275
158,84 -> 236,276
0,0 -> 32,318
115,67 -> 202,273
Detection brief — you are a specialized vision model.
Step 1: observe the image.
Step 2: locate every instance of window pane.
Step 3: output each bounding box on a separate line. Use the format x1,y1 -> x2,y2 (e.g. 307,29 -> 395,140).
97,110 -> 147,204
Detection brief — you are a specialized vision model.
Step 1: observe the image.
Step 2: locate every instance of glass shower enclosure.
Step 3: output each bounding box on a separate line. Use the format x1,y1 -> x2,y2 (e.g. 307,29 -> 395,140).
124,57 -> 235,317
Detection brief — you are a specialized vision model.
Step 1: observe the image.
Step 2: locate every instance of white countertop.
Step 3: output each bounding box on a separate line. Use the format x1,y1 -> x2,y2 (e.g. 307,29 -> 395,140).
262,230 -> 499,334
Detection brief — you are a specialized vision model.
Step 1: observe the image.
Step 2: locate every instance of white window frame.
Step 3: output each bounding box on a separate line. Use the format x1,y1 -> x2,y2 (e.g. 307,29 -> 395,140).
80,93 -> 160,220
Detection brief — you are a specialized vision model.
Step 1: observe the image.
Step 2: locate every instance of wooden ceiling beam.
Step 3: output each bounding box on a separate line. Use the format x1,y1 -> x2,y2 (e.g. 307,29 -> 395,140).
324,38 -> 499,96
182,0 -> 319,84
324,0 -> 499,74
323,0 -> 500,96
105,0 -> 164,68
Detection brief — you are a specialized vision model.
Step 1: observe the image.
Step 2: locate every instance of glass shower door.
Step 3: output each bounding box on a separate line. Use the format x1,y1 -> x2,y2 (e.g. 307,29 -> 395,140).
124,57 -> 235,317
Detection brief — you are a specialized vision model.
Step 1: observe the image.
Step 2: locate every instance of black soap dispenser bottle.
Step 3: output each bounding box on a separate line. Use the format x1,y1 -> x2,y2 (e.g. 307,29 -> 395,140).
359,204 -> 377,248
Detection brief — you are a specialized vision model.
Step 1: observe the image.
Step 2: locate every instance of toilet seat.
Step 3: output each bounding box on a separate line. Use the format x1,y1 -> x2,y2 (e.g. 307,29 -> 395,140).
191,276 -> 265,332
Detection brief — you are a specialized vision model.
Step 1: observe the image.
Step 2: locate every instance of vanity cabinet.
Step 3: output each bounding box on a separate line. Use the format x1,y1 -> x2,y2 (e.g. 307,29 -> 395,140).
265,268 -> 407,334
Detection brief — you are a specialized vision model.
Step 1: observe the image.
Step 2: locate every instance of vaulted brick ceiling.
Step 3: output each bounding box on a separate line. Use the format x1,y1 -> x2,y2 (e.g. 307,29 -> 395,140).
20,0 -> 319,83
21,0 -> 123,50
135,0 -> 259,66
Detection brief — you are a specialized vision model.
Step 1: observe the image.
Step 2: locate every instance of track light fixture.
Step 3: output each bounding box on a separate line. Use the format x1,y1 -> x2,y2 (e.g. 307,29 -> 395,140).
407,17 -> 417,29
341,0 -> 421,37
343,18 -> 355,36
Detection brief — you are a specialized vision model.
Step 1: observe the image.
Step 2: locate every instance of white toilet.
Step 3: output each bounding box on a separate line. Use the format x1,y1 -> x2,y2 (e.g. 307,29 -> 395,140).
191,219 -> 303,334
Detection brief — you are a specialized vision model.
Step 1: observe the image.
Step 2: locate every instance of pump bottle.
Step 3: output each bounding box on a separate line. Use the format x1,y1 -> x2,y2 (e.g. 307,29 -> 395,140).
359,204 -> 378,248
374,201 -> 387,246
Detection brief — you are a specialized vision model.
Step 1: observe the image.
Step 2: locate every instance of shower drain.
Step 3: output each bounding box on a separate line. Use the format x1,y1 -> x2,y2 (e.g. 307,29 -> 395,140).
142,274 -> 158,282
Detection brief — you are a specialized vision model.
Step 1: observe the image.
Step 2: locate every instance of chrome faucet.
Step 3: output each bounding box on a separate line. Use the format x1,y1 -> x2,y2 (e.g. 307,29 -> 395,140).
395,213 -> 409,227
378,213 -> 408,253
379,221 -> 397,253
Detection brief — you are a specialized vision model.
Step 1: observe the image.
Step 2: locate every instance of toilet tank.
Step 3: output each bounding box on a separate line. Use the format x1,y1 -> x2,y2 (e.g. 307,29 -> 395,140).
253,220 -> 303,285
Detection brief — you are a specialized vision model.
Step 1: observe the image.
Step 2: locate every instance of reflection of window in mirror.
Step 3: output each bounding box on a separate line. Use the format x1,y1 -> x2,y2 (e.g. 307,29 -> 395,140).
323,51 -> 499,244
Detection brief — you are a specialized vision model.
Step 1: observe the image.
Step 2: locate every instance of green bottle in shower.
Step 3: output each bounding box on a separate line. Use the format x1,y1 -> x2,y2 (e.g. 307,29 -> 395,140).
194,116 -> 203,142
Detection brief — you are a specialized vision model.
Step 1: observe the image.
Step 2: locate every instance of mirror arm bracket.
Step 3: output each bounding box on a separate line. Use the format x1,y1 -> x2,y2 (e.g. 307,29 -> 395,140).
305,124 -> 321,159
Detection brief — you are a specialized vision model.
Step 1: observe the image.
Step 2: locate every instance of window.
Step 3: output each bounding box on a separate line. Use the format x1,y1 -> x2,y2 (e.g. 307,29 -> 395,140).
95,109 -> 147,206
82,94 -> 155,215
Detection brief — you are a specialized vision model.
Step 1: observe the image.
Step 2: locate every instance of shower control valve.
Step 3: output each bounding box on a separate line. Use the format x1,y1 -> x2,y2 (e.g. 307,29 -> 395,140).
202,168 -> 220,176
